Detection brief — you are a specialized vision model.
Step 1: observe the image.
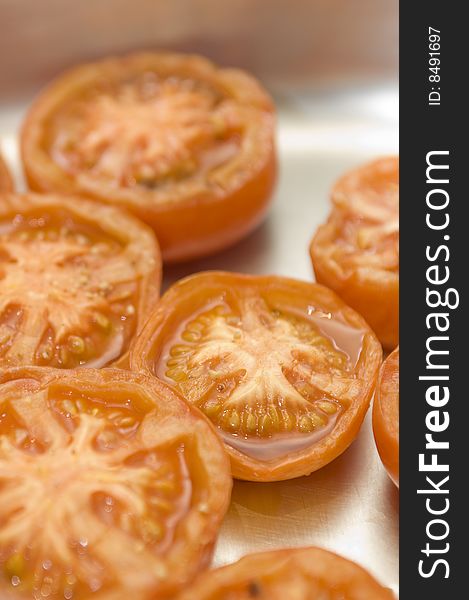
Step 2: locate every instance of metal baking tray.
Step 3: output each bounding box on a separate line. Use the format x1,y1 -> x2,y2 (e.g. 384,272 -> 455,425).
0,84 -> 398,595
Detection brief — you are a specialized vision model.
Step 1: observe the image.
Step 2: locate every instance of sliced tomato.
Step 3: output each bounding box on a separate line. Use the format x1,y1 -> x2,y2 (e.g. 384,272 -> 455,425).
0,154 -> 13,192
373,347 -> 399,486
0,367 -> 231,599
21,52 -> 277,263
310,157 -> 399,350
130,272 -> 382,481
0,193 -> 161,369
175,547 -> 395,599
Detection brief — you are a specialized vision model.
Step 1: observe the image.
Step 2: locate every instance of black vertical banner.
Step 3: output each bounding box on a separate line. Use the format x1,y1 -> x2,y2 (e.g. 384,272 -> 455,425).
400,3 -> 466,597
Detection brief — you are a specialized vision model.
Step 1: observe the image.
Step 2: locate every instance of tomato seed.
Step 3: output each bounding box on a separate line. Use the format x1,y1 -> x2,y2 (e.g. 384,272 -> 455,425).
149,497 -> 172,512
169,344 -> 191,357
244,412 -> 257,433
310,412 -> 327,428
268,406 -> 280,430
4,553 -> 25,578
186,321 -> 204,333
316,401 -> 339,415
299,415 -> 314,433
154,479 -> 175,493
40,345 -> 54,361
68,335 -> 85,355
141,518 -> 164,543
94,312 -> 111,330
227,410 -> 240,430
282,411 -> 294,431
59,347 -> 69,365
166,368 -> 187,382
62,400 -> 77,416
258,414 -> 273,435
166,357 -> 183,368
182,330 -> 200,342
117,416 -> 135,428
203,401 -> 222,418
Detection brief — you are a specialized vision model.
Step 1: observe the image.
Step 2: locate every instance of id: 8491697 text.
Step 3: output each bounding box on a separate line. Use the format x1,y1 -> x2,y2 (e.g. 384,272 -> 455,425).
428,27 -> 441,106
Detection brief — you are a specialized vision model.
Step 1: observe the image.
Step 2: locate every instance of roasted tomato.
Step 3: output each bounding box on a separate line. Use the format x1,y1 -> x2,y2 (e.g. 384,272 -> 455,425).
21,52 -> 277,263
0,154 -> 13,191
130,272 -> 382,481
373,347 -> 399,486
175,547 -> 394,599
0,367 -> 231,599
0,193 -> 161,369
310,157 -> 399,350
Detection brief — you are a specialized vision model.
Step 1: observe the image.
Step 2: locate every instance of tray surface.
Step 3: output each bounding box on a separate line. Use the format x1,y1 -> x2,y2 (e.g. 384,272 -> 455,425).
0,83 -> 398,595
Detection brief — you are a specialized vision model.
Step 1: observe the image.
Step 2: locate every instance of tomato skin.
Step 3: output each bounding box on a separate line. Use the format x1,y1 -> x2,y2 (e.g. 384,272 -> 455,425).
0,366 -> 232,599
130,271 -> 382,482
0,154 -> 13,191
20,52 -> 277,263
373,347 -> 399,486
0,192 -> 161,370
310,157 -> 399,350
175,547 -> 395,599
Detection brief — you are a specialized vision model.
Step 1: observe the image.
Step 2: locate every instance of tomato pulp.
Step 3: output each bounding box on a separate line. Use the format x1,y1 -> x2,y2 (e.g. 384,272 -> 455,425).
21,52 -> 277,262
0,367 -> 231,599
0,193 -> 161,369
176,547 -> 395,599
131,272 -> 382,481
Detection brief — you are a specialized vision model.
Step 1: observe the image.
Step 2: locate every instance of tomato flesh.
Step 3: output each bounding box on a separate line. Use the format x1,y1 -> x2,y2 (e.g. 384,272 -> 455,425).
49,74 -> 241,190
0,194 -> 161,369
373,347 -> 399,486
310,157 -> 399,349
175,547 -> 395,600
161,299 -> 350,442
0,368 -> 231,599
131,272 -> 382,481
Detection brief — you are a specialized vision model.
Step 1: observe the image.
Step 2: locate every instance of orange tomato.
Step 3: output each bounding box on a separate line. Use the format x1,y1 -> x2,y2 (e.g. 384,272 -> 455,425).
0,367 -> 232,599
310,157 -> 399,350
0,193 -> 161,369
130,271 -> 382,481
373,346 -> 399,486
0,154 -> 13,191
21,52 -> 277,263
175,547 -> 395,599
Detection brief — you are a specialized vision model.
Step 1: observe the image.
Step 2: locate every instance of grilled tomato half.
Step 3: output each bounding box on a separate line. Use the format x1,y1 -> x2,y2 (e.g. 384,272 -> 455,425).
130,272 -> 382,481
0,367 -> 231,599
175,547 -> 394,600
0,154 -> 13,191
21,52 -> 277,263
310,157 -> 399,350
373,346 -> 399,486
0,193 -> 161,369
